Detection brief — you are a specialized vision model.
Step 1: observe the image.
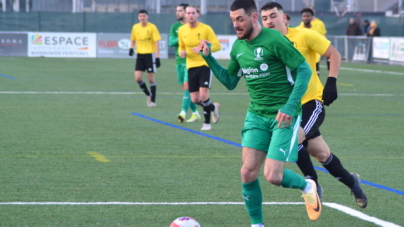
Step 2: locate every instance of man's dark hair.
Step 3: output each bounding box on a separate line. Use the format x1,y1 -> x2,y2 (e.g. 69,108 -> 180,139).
285,13 -> 290,20
300,7 -> 314,15
230,0 -> 257,15
178,3 -> 189,10
260,2 -> 283,12
139,9 -> 148,15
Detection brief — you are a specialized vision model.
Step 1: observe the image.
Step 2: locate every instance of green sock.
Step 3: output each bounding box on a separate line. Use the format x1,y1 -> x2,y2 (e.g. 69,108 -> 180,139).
242,179 -> 263,224
185,90 -> 197,112
181,90 -> 192,112
190,100 -> 197,112
280,169 -> 307,190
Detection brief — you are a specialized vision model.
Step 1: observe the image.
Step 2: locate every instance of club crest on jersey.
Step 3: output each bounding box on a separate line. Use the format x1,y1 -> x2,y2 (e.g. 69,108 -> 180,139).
254,47 -> 263,60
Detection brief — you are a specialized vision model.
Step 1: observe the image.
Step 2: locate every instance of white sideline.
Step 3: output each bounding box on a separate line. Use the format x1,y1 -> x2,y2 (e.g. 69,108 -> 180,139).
0,202 -> 400,227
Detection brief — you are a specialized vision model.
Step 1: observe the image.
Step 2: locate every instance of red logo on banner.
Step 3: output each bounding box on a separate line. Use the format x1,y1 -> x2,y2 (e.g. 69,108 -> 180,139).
98,40 -> 118,48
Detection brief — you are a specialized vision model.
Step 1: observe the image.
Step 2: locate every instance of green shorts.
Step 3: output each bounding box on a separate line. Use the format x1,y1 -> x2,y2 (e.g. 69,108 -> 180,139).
176,64 -> 188,85
241,111 -> 301,162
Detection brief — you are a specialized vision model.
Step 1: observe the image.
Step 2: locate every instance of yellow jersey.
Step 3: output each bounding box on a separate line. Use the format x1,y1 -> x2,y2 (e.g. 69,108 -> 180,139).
285,27 -> 330,104
130,22 -> 161,54
178,22 -> 221,69
297,18 -> 327,36
297,18 -> 327,62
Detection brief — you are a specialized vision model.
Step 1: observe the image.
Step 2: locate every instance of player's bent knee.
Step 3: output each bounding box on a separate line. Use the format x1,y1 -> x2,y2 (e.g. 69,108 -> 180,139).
264,173 -> 282,185
240,166 -> 259,183
316,152 -> 331,163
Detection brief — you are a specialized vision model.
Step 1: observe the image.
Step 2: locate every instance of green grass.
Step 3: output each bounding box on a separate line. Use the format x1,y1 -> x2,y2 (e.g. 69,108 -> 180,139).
0,57 -> 403,226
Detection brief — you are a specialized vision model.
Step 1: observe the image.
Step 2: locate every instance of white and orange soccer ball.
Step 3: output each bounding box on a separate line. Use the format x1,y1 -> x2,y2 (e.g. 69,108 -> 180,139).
170,216 -> 201,227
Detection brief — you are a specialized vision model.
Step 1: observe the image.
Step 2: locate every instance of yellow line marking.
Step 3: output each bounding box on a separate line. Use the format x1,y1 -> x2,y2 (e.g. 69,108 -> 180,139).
87,152 -> 111,162
337,83 -> 354,87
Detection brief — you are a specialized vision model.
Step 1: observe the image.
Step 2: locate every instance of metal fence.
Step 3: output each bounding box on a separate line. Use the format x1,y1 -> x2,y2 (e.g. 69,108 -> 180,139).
328,35 -> 371,63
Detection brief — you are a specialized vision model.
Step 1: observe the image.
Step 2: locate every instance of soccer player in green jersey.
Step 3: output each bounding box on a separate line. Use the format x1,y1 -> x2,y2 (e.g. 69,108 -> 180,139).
169,3 -> 201,123
260,1 -> 368,209
194,0 -> 321,225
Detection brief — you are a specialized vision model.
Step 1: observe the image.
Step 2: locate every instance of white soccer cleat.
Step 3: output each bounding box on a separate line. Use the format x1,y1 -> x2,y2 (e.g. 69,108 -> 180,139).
148,102 -> 157,107
146,96 -> 152,107
201,123 -> 212,131
211,103 -> 220,123
251,224 -> 264,227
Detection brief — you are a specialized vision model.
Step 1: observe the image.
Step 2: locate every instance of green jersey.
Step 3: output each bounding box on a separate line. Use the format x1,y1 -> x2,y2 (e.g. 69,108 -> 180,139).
227,28 -> 306,118
169,21 -> 185,65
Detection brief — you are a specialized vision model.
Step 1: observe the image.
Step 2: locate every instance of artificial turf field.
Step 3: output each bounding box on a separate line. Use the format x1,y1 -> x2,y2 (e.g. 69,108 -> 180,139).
1,56 -> 403,226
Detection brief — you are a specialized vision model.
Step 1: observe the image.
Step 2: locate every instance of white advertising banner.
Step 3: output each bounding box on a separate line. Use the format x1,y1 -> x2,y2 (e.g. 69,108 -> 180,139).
372,37 -> 390,59
389,37 -> 404,62
28,32 -> 96,58
212,35 -> 237,59
96,33 -> 168,59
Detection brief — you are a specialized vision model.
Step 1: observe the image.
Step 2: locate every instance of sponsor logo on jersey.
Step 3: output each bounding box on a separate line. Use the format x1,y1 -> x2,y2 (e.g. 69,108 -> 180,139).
241,67 -> 259,74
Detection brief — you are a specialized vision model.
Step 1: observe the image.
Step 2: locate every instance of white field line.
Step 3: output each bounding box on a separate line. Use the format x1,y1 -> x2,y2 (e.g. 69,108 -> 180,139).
320,66 -> 404,76
0,202 -> 400,227
0,91 -> 403,97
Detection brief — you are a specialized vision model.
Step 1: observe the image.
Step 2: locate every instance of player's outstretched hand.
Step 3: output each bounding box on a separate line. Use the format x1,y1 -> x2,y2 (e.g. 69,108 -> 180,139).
322,77 -> 338,106
275,110 -> 293,129
155,58 -> 161,68
129,48 -> 134,56
200,40 -> 211,56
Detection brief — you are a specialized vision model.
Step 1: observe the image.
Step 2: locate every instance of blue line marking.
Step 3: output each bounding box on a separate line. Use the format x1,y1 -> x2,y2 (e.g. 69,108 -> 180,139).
0,74 -> 15,79
131,112 -> 404,196
131,113 -> 241,147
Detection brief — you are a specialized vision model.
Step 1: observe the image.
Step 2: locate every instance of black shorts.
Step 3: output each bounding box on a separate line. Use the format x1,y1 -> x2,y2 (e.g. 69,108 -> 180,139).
135,53 -> 156,73
188,66 -> 212,92
301,100 -> 325,141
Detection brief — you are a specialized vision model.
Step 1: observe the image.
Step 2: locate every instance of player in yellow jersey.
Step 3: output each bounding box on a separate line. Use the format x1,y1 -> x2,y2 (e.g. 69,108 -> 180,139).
297,7 -> 328,76
169,3 -> 201,123
261,2 -> 368,209
129,9 -> 161,107
178,5 -> 221,131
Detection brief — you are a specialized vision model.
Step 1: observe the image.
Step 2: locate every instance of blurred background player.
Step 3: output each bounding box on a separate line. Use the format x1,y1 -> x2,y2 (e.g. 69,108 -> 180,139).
260,1 -> 368,209
169,3 -> 201,123
129,9 -> 161,107
178,5 -> 221,131
297,7 -> 328,76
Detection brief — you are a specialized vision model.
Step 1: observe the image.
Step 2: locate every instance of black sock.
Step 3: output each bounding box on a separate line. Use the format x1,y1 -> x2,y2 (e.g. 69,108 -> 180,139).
150,83 -> 156,102
201,99 -> 213,124
296,145 -> 318,185
322,153 -> 355,188
137,81 -> 150,96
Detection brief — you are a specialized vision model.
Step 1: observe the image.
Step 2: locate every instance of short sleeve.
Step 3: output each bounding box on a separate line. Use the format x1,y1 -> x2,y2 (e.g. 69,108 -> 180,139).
304,29 -> 330,56
152,25 -> 161,42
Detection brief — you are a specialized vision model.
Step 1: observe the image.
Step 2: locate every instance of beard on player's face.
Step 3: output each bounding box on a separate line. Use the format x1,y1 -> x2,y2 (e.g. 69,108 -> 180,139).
236,22 -> 254,40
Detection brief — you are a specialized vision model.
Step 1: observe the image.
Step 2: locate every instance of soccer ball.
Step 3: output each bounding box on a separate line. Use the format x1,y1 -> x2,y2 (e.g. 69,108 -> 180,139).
170,216 -> 201,227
